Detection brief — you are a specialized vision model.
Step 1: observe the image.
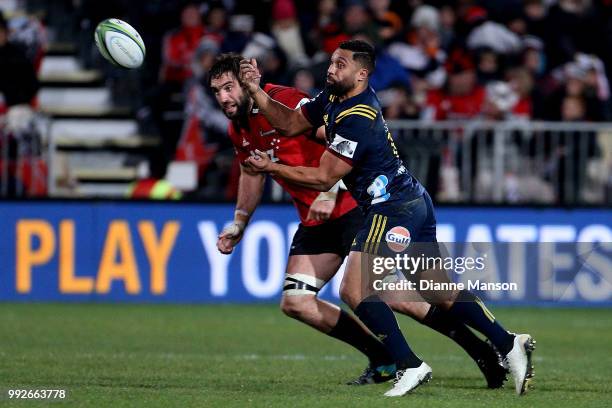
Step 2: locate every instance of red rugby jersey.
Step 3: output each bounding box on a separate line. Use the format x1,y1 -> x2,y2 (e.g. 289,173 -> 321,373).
228,84 -> 358,226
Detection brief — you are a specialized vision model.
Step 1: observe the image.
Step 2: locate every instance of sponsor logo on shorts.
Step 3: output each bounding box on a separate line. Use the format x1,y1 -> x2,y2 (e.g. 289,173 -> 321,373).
385,226 -> 411,252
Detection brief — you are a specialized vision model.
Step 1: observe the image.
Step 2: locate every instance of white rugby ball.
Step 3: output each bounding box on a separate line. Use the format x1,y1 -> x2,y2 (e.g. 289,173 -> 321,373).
94,18 -> 146,69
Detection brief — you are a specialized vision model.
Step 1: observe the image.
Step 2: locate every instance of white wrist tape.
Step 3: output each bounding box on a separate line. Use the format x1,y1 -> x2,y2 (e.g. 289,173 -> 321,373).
222,221 -> 245,237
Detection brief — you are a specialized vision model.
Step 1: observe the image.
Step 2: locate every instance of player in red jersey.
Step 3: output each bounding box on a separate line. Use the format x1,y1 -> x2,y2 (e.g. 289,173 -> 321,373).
209,54 -> 506,388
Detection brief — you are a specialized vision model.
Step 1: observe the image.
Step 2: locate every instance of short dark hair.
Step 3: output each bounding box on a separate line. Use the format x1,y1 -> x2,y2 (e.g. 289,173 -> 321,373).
208,53 -> 243,87
338,40 -> 376,75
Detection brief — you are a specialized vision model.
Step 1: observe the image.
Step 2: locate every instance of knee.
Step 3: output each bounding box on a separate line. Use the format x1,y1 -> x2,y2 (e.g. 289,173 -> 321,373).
280,295 -> 315,320
280,273 -> 324,319
388,301 -> 429,319
339,281 -> 361,310
438,299 -> 455,310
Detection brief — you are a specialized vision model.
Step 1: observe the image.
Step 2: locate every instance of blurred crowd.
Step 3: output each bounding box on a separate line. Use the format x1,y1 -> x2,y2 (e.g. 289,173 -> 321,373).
138,0 -> 612,125
1,0 -> 611,202
0,3 -> 46,196
126,0 -> 611,201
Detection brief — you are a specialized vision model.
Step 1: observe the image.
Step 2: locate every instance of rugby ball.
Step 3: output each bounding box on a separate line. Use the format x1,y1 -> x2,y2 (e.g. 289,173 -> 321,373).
94,18 -> 146,69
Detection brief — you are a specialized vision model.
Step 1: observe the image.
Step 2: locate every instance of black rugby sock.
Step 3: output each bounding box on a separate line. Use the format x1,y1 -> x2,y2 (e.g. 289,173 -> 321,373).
421,304 -> 488,362
447,290 -> 515,355
354,296 -> 422,369
328,309 -> 394,367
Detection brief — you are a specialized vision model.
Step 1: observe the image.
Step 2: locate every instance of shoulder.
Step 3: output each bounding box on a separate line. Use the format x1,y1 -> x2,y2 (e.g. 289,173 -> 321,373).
264,84 -> 309,107
335,102 -> 379,127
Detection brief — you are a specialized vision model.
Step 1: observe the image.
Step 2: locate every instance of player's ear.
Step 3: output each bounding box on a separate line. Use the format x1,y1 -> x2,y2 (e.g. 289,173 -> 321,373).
357,67 -> 368,82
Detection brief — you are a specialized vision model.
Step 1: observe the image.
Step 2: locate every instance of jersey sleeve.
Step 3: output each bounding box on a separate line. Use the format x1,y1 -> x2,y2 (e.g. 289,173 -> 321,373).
266,85 -> 310,110
227,124 -> 250,162
326,105 -> 379,165
299,89 -> 329,128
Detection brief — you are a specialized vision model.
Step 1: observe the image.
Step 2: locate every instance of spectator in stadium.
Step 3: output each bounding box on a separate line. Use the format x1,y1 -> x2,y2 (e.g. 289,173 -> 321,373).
270,0 -> 308,66
0,12 -> 44,197
388,5 -> 447,90
480,81 -> 520,121
544,0 -> 603,72
352,32 -> 410,92
554,95 -> 601,203
308,0 -> 349,57
521,36 -> 546,79
367,0 -> 403,43
6,12 -> 47,72
0,13 -> 39,110
546,61 -> 606,121
382,85 -> 420,120
561,95 -> 587,122
438,3 -> 456,51
160,3 -> 205,84
291,68 -> 318,96
203,2 -> 228,46
474,47 -> 502,85
342,1 -> 377,40
423,49 -> 484,120
184,38 -> 228,142
259,46 -> 290,86
506,66 -> 537,119
523,0 -> 550,41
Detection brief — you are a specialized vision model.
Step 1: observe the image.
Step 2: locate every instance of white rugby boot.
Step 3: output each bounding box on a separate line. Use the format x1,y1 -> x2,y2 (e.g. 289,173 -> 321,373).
383,362 -> 432,397
504,333 -> 536,395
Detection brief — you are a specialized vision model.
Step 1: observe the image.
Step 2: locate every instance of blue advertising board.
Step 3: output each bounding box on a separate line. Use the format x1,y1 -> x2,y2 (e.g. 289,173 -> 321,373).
0,201 -> 610,306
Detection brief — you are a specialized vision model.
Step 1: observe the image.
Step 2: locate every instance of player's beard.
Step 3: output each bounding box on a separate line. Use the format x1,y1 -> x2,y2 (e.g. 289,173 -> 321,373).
325,77 -> 355,97
228,93 -> 252,131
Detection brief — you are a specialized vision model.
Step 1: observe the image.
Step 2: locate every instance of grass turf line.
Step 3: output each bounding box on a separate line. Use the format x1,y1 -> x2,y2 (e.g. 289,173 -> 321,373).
0,304 -> 610,407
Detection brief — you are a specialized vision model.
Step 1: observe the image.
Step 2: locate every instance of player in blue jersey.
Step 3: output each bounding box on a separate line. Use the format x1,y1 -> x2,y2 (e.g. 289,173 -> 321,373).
239,40 -> 535,397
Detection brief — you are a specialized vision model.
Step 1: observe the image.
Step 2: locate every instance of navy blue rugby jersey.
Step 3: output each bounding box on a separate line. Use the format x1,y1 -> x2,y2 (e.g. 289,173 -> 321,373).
300,86 -> 424,210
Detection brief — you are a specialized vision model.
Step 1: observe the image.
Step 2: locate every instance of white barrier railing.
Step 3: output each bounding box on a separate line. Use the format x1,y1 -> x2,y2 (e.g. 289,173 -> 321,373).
387,120 -> 611,204
1,118 -> 611,204
0,111 -> 48,197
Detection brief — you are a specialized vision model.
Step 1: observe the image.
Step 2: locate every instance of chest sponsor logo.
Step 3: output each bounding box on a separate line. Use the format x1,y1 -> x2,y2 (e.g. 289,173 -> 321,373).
385,226 -> 411,252
329,134 -> 357,159
242,138 -> 250,147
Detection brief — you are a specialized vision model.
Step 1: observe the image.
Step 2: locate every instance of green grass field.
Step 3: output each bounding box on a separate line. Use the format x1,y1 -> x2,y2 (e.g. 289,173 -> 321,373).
0,304 -> 610,407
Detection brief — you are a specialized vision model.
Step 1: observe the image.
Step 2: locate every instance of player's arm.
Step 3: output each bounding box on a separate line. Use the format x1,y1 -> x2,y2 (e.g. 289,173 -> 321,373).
217,164 -> 265,254
245,149 -> 351,192
239,59 -> 313,136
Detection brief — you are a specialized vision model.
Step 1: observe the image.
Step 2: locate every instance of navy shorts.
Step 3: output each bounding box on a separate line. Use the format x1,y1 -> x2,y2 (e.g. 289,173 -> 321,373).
350,191 -> 437,257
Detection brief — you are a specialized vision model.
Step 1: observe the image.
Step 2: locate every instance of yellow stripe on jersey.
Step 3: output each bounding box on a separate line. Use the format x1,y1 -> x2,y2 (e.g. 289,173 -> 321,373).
335,104 -> 377,123
364,214 -> 381,253
345,104 -> 377,115
336,108 -> 376,121
335,104 -> 377,120
373,216 -> 388,255
336,111 -> 377,123
337,106 -> 377,118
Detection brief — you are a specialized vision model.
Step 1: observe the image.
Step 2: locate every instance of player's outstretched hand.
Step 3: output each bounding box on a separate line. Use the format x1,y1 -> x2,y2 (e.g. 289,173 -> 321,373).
244,149 -> 272,173
239,58 -> 261,94
307,198 -> 336,222
217,222 -> 245,254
